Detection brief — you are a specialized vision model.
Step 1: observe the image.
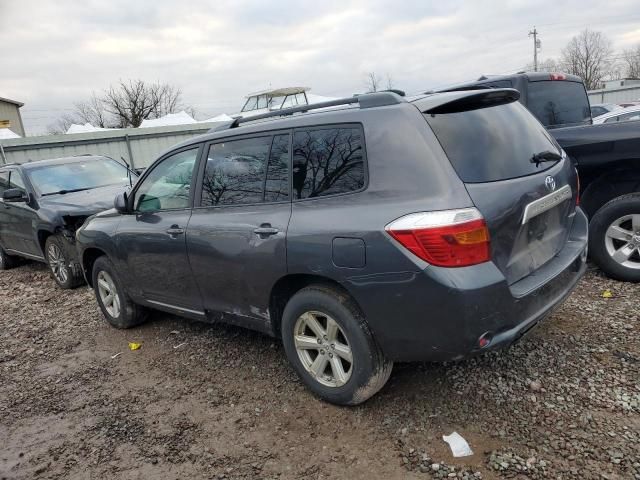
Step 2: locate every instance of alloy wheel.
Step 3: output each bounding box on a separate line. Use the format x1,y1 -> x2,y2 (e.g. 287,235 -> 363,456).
47,244 -> 69,284
96,270 -> 121,318
293,311 -> 353,387
604,214 -> 640,270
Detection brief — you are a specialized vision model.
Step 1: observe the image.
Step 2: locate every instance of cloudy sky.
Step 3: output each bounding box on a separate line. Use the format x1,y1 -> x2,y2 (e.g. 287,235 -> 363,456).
1,0 -> 640,135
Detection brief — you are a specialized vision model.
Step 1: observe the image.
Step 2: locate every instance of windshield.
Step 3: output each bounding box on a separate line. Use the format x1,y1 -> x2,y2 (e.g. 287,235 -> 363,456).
425,101 -> 562,183
527,81 -> 591,128
27,158 -> 130,196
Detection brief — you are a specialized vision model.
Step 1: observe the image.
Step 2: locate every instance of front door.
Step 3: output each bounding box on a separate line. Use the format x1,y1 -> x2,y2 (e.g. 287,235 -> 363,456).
116,146 -> 203,312
1,170 -> 41,257
187,133 -> 292,332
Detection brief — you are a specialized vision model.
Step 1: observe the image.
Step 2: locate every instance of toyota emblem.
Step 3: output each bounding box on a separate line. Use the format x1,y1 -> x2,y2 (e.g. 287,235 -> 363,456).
545,175 -> 556,192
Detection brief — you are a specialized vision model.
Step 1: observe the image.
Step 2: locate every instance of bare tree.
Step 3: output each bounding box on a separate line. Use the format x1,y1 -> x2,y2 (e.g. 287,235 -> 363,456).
103,80 -> 184,128
47,114 -> 77,135
526,58 -> 560,72
385,73 -> 394,90
622,44 -> 640,78
560,29 -> 614,89
365,72 -> 381,93
74,93 -> 110,128
50,79 -> 190,132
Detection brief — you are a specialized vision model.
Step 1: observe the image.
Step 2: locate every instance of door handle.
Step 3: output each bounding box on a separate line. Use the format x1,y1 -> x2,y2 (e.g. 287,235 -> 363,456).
166,225 -> 185,236
254,224 -> 279,237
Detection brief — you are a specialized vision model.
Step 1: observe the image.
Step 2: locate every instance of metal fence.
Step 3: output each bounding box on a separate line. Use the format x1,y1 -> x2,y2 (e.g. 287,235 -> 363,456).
587,85 -> 640,104
0,122 -> 223,169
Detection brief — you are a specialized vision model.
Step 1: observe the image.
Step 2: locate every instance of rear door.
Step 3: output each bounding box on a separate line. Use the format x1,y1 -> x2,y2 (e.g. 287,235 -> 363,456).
187,133 -> 292,331
424,98 -> 579,284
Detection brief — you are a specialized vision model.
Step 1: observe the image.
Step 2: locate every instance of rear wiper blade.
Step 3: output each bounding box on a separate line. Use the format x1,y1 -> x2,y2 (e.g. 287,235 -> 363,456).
41,187 -> 91,196
530,150 -> 562,167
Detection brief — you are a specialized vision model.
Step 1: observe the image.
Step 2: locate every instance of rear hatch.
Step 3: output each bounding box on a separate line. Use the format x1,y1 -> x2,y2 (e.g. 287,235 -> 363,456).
420,90 -> 578,285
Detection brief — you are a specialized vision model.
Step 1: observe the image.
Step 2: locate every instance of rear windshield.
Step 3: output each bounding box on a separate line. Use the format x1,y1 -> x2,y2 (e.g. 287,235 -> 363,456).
527,81 -> 591,128
425,102 -> 561,183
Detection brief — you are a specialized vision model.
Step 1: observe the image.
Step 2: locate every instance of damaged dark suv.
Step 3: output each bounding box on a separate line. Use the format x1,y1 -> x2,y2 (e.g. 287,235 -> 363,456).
77,90 -> 588,405
0,156 -> 134,288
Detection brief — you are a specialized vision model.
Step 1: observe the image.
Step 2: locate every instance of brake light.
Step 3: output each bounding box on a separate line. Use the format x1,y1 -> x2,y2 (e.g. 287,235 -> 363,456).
385,208 -> 491,267
575,167 -> 581,206
549,73 -> 567,81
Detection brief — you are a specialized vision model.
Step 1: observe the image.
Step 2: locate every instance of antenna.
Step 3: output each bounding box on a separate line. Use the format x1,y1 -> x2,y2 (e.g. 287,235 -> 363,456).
121,156 -> 133,188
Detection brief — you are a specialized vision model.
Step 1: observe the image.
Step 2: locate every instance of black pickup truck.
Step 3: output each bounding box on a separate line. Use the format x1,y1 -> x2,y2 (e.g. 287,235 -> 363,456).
437,72 -> 640,282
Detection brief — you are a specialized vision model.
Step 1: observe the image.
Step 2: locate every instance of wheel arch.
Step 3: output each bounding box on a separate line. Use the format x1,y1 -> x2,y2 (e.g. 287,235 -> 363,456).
581,164 -> 640,218
82,247 -> 108,287
268,274 -> 364,338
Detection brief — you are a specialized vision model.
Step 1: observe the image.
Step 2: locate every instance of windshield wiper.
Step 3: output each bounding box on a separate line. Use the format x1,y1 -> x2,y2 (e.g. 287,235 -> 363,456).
530,150 -> 562,167
41,187 -> 92,197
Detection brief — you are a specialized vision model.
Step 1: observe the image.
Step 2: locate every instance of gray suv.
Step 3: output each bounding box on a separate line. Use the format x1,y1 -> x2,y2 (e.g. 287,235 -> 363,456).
76,90 -> 588,405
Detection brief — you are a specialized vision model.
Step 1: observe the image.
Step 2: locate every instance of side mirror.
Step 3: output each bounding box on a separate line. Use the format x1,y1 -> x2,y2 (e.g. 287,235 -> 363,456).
3,188 -> 28,203
114,191 -> 130,214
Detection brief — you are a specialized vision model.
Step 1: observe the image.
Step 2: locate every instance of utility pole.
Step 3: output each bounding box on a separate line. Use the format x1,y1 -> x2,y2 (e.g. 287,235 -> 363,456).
529,27 -> 540,71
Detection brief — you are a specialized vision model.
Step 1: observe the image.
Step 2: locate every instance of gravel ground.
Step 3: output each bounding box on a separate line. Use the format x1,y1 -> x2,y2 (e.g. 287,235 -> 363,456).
1,262 -> 638,480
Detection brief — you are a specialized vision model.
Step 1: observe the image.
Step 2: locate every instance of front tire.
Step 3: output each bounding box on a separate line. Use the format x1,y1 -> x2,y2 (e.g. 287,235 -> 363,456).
281,285 -> 393,405
0,246 -> 19,270
589,193 -> 640,282
45,235 -> 84,289
92,256 -> 147,328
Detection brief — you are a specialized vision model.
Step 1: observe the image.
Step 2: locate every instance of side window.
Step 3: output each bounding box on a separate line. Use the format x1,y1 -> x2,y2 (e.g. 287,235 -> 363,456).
618,111 -> 640,123
292,127 -> 365,199
134,148 -> 198,212
0,171 -> 9,196
9,171 -> 26,190
264,134 -> 290,202
604,116 -> 619,124
201,136 -> 270,207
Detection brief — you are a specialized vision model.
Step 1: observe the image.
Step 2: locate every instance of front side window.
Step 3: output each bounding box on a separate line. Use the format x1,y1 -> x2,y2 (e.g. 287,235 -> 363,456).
292,127 -> 365,199
201,137 -> 270,207
135,148 -> 198,212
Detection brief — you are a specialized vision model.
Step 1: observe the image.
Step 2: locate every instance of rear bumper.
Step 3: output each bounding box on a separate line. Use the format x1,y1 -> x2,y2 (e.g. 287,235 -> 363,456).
346,207 -> 588,362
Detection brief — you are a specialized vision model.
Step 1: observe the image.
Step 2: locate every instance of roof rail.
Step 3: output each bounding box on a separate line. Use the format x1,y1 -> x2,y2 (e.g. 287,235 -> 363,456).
209,91 -> 404,133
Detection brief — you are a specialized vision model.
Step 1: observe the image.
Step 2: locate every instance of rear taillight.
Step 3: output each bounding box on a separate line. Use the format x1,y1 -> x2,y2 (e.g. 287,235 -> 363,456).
385,208 -> 491,267
550,72 -> 567,80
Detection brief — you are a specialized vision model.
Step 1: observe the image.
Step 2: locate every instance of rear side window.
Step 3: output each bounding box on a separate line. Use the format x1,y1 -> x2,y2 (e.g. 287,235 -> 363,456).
527,81 -> 591,127
265,134 -> 290,202
292,127 -> 365,199
425,102 -> 561,183
202,136 -> 270,207
604,111 -> 640,124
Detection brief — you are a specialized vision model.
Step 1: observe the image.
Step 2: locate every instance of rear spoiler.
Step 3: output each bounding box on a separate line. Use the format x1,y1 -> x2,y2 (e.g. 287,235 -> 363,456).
414,89 -> 520,114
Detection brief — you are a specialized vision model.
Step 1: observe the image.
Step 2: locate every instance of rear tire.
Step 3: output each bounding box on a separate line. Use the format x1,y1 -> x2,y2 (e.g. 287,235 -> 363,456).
589,193 -> 640,282
0,246 -> 19,270
281,285 -> 393,405
92,256 -> 147,328
45,235 -> 84,289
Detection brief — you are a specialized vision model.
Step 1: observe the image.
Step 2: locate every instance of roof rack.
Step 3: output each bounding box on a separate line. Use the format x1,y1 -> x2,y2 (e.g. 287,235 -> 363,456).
210,91 -> 404,132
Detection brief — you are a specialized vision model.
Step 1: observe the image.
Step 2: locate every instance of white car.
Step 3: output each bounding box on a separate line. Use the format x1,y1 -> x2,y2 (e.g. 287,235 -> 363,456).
590,103 -> 622,118
592,104 -> 640,124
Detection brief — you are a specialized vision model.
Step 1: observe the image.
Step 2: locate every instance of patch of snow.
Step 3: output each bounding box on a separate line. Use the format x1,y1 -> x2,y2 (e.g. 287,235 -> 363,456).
139,111 -> 196,128
66,123 -> 109,134
199,113 -> 234,123
0,128 -> 20,139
